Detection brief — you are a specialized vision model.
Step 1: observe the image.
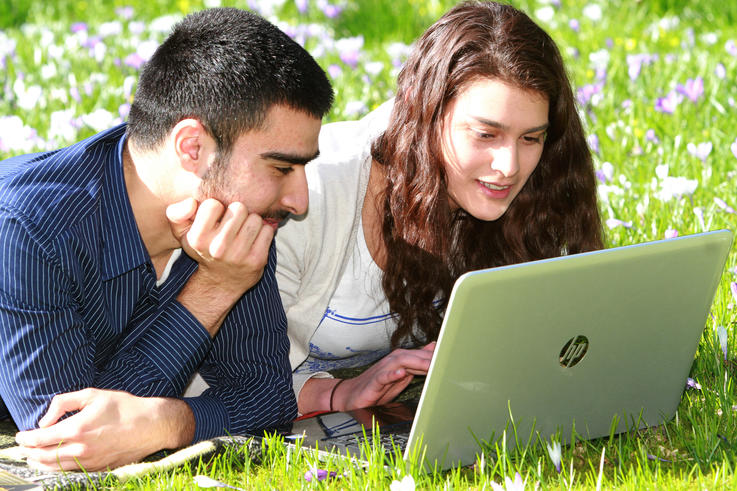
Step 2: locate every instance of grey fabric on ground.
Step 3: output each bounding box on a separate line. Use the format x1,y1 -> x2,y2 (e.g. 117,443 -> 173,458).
0,419 -> 261,490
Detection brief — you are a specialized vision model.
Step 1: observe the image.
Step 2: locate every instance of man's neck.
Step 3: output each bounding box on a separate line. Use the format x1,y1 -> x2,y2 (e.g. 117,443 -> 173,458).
122,142 -> 181,272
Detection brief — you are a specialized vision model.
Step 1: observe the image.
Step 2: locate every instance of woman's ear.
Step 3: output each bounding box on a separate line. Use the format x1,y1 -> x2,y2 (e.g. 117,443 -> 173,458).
171,118 -> 216,177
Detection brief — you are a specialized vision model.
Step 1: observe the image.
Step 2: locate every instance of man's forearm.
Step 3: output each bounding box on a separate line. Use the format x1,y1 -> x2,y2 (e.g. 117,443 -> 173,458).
176,268 -> 246,337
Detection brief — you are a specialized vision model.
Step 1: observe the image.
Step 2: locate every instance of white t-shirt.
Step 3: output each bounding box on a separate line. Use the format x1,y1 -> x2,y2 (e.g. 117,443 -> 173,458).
294,218 -> 396,374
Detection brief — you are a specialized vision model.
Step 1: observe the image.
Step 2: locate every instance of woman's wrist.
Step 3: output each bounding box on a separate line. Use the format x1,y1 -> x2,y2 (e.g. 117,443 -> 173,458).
329,378 -> 347,412
298,376 -> 345,414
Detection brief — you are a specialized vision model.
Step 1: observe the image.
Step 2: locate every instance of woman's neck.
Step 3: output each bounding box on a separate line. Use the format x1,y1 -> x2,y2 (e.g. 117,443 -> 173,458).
361,159 -> 388,271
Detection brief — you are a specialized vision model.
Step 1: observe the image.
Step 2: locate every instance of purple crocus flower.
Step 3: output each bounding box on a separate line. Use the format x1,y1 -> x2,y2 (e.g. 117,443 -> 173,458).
124,52 -> 145,70
327,64 -> 342,79
645,129 -> 660,144
116,6 -> 135,19
119,103 -> 131,119
569,19 -> 580,32
71,22 -> 87,33
664,228 -> 678,239
686,141 -> 712,162
70,86 -> 81,103
731,282 -> 737,304
716,63 -> 726,79
647,454 -> 672,463
596,161 -> 614,183
676,77 -> 704,103
726,40 -> 737,57
129,21 -> 145,35
576,81 -> 603,106
686,377 -> 701,390
82,35 -> 102,50
655,90 -> 682,113
606,218 -> 633,229
587,134 -> 599,154
304,468 -> 337,482
335,36 -> 363,68
714,197 -> 736,213
295,0 -> 309,14
626,54 -> 645,80
322,4 -> 342,18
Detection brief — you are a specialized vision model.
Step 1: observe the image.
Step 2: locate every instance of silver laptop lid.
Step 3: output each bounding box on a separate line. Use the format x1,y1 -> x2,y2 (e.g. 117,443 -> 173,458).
409,230 -> 733,468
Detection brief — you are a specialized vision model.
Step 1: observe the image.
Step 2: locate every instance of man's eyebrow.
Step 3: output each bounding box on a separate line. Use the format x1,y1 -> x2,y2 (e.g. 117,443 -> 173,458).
471,116 -> 549,134
260,149 -> 320,165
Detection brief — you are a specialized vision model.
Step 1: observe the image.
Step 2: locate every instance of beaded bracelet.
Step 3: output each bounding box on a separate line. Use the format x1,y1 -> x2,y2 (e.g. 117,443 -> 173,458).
329,378 -> 346,412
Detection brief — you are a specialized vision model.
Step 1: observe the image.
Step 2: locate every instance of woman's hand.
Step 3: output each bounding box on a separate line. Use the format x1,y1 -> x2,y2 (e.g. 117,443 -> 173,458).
298,342 -> 436,414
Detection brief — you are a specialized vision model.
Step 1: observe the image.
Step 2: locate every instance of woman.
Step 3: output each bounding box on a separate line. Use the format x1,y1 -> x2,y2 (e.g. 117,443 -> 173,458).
277,0 -> 603,415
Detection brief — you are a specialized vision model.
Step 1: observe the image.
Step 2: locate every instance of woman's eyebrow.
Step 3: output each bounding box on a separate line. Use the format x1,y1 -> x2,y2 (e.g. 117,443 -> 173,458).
470,116 -> 549,134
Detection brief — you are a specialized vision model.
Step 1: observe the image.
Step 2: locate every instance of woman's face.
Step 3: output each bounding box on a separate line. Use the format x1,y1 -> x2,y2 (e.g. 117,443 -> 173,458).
441,77 -> 549,221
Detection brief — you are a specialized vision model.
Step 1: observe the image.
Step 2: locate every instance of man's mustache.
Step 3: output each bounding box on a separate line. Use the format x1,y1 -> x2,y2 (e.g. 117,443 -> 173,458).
262,210 -> 290,222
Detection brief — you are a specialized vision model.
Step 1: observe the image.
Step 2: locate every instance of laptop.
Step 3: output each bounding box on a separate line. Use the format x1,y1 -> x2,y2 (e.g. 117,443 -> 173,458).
278,230 -> 733,469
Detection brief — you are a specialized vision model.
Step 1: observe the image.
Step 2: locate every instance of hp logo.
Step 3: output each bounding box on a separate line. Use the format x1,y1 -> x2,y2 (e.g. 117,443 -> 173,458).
559,335 -> 589,368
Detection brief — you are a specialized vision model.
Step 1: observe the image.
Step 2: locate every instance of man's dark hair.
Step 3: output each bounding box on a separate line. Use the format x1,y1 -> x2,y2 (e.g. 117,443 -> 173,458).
126,7 -> 333,154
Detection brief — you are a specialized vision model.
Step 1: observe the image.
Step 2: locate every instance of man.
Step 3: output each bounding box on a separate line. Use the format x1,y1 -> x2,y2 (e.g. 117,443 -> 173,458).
0,7 -> 333,471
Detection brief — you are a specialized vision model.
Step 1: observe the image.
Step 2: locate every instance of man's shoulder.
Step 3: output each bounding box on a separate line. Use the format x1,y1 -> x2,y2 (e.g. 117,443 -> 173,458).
0,125 -> 127,237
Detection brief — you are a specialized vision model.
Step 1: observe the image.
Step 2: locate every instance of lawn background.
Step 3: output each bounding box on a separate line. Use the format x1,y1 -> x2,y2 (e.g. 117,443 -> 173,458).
1,0 -> 737,489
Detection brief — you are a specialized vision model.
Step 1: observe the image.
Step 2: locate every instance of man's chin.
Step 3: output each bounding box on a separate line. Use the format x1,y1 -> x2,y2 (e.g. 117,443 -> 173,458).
262,218 -> 282,230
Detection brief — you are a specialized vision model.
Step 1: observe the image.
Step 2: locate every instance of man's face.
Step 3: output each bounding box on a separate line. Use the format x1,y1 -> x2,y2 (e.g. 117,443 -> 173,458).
198,104 -> 321,229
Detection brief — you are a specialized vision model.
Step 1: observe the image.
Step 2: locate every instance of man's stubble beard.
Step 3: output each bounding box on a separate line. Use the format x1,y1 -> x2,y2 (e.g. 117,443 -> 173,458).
198,153 -> 290,223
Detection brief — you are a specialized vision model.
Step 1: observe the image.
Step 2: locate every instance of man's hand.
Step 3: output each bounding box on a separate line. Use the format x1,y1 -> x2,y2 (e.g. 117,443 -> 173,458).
167,198 -> 274,297
298,343 -> 436,414
167,198 -> 274,336
15,389 -> 193,472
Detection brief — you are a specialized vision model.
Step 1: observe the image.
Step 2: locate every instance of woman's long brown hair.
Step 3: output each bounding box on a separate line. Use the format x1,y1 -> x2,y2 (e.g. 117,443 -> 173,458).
371,1 -> 604,348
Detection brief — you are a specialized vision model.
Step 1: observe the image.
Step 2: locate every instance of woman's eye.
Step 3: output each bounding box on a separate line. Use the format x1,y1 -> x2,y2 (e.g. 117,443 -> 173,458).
473,130 -> 495,139
523,134 -> 545,144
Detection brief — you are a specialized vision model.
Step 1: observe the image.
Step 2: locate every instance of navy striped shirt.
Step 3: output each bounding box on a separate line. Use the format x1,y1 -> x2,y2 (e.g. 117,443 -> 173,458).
0,124 -> 296,443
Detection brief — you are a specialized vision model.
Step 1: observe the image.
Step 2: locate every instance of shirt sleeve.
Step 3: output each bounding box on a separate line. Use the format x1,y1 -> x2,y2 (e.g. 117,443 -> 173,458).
0,212 -> 211,431
184,243 -> 297,442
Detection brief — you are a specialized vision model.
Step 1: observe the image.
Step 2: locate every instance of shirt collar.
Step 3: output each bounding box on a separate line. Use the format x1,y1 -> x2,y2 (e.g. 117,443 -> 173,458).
100,124 -> 151,280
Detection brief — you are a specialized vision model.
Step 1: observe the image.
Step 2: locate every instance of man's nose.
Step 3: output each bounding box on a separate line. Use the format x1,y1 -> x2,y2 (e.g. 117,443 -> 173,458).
281,166 -> 308,216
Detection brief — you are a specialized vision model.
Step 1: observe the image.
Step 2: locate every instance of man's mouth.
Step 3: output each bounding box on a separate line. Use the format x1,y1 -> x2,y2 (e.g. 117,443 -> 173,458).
262,211 -> 290,229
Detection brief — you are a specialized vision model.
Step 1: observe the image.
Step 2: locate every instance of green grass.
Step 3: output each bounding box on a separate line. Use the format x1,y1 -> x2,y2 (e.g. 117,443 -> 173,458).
1,0 -> 737,488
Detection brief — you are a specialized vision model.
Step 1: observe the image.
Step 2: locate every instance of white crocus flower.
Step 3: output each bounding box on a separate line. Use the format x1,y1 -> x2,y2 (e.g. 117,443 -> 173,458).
389,474 -> 416,491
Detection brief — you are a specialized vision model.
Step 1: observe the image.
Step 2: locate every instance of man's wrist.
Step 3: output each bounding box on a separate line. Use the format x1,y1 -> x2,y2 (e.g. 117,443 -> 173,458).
150,397 -> 196,449
177,268 -> 243,336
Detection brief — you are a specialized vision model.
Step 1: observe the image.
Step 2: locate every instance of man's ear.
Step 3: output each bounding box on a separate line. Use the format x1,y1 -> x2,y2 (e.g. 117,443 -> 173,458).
171,118 -> 216,177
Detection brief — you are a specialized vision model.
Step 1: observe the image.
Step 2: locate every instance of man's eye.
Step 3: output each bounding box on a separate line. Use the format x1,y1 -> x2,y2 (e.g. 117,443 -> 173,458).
276,166 -> 294,175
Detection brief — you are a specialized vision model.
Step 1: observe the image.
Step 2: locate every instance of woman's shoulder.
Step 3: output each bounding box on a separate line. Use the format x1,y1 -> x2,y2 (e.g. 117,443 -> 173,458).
311,99 -> 394,174
278,101 -> 394,242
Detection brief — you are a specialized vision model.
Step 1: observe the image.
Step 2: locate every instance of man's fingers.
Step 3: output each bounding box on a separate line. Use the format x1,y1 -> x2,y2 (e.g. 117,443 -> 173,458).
208,202 -> 250,259
187,199 -> 227,251
17,413 -> 80,448
242,218 -> 274,264
23,443 -> 88,472
166,198 -> 199,239
36,389 -> 92,428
